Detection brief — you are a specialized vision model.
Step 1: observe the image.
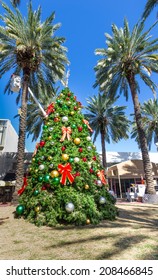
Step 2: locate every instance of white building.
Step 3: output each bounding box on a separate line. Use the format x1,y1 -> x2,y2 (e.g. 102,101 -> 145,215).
0,119 -> 18,153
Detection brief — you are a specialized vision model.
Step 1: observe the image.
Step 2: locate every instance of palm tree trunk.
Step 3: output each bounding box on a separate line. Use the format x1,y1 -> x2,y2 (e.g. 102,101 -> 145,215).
12,69 -> 30,204
127,72 -> 156,194
100,128 -> 107,169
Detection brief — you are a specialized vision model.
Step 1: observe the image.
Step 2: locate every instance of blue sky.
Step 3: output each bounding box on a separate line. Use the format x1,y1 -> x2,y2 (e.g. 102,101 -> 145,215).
0,0 -> 158,153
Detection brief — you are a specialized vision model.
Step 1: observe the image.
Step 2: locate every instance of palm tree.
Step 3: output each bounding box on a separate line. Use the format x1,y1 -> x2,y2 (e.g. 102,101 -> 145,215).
0,1 -> 68,201
142,0 -> 158,19
94,19 -> 158,194
131,98 -> 158,150
26,86 -> 59,142
84,94 -> 129,169
12,0 -> 21,7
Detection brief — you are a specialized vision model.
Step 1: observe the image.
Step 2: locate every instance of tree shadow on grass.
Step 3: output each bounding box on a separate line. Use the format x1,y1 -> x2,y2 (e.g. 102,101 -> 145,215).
45,232 -> 150,260
0,217 -> 9,226
97,234 -> 147,260
45,233 -> 121,249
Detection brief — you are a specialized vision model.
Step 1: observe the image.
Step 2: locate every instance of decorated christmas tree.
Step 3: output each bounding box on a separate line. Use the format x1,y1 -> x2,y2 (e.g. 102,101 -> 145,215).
16,88 -> 117,226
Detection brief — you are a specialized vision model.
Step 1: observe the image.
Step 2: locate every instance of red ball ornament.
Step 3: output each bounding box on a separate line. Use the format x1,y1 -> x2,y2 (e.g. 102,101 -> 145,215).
92,156 -> 97,161
89,168 -> 94,173
68,92 -> 71,97
78,126 -> 83,132
54,117 -> 60,122
78,147 -> 83,153
66,97 -> 70,101
74,106 -> 78,111
41,186 -> 46,190
61,146 -> 66,151
74,96 -> 77,100
40,140 -> 45,147
82,157 -> 87,162
76,172 -> 80,176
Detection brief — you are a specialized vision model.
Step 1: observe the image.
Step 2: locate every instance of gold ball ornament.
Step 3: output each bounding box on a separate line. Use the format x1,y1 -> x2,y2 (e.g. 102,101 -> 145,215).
48,156 -> 53,160
74,138 -> 81,145
86,219 -> 91,225
48,135 -> 52,140
62,153 -> 69,161
35,169 -> 39,173
35,206 -> 40,212
85,184 -> 90,190
70,111 -> 75,116
50,170 -> 59,178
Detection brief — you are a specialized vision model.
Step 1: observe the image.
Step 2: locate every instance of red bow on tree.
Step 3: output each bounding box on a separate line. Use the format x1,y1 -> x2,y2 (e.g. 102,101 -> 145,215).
97,170 -> 107,185
60,126 -> 72,142
45,103 -> 54,115
18,177 -> 27,196
58,163 -> 74,185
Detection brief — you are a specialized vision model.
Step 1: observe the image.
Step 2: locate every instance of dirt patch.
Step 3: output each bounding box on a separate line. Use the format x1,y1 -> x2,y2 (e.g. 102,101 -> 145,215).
0,202 -> 158,260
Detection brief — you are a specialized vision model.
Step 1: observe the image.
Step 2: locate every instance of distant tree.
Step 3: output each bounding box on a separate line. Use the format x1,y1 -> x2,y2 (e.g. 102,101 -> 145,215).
142,0 -> 158,19
84,94 -> 129,169
131,98 -> 158,150
0,1 -> 68,202
94,18 -> 158,194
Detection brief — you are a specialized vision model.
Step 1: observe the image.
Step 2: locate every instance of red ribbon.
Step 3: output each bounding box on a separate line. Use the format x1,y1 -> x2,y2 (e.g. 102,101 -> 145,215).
60,126 -> 72,142
58,163 -> 74,185
83,119 -> 93,132
46,103 -> 54,115
18,177 -> 27,195
97,170 -> 107,185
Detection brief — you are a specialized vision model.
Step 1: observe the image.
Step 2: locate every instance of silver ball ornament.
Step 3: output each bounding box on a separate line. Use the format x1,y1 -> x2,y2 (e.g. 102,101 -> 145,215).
49,163 -> 54,168
65,202 -> 75,213
99,196 -> 106,204
87,146 -> 92,151
74,157 -> 80,163
50,141 -> 55,145
86,136 -> 91,141
39,164 -> 45,170
62,116 -> 68,122
40,156 -> 45,160
96,180 -> 102,187
49,127 -> 53,131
